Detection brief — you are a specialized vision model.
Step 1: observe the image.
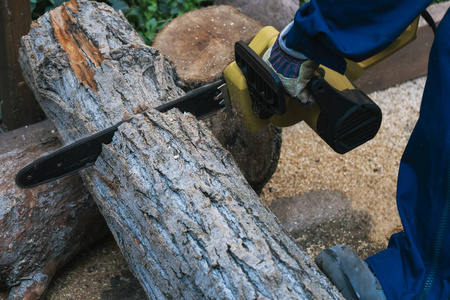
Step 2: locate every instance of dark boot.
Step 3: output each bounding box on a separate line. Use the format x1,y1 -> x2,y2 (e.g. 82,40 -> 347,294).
315,245 -> 387,300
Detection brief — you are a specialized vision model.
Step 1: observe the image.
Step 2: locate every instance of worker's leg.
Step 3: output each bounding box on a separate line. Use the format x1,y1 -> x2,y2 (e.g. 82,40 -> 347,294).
366,10 -> 450,299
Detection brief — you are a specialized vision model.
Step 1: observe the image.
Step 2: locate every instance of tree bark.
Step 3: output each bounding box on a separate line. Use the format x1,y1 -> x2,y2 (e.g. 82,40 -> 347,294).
19,0 -> 342,298
0,120 -> 109,300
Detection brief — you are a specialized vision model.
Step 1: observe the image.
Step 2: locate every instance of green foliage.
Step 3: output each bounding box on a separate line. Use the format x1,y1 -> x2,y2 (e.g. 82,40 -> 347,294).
31,0 -> 68,19
117,0 -> 213,44
299,0 -> 309,6
30,0 -> 213,44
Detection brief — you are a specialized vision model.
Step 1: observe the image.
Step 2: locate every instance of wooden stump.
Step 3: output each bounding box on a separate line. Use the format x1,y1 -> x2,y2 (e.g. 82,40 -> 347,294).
153,5 -> 263,86
18,0 -> 342,298
0,120 -> 109,299
213,0 -> 299,31
153,6 -> 282,194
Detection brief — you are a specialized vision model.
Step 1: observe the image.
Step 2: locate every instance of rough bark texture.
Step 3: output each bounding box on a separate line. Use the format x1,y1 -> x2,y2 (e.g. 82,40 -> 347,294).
0,120 -> 109,299
153,6 -> 281,194
18,1 -> 342,298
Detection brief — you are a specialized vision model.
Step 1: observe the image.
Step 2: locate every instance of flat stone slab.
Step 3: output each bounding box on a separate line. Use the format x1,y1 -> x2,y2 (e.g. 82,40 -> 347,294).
269,190 -> 380,259
270,190 -> 351,233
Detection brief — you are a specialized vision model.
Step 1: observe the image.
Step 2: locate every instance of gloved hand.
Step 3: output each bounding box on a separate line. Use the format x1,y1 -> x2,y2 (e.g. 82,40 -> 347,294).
262,22 -> 319,106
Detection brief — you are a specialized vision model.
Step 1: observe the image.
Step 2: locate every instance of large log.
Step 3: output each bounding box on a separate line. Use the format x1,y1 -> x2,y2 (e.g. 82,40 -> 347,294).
18,0 -> 342,298
0,120 -> 109,300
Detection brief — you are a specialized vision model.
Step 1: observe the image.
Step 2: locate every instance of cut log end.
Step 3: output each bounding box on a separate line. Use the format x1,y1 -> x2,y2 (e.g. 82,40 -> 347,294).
153,5 -> 263,87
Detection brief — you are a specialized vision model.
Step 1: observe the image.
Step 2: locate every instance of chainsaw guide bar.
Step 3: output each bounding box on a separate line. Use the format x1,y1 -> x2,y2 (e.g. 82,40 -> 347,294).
15,79 -> 226,188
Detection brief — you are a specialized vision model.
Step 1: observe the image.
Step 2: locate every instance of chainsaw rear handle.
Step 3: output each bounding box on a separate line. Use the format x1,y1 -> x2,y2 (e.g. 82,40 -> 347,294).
225,26 -> 383,154
308,75 -> 382,154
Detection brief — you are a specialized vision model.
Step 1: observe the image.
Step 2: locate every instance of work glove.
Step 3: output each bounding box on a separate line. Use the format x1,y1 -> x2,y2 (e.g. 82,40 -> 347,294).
262,22 -> 319,106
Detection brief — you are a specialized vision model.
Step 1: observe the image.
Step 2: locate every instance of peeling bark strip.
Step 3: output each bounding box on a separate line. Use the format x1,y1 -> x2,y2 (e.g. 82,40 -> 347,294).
19,1 -> 343,298
49,0 -> 103,92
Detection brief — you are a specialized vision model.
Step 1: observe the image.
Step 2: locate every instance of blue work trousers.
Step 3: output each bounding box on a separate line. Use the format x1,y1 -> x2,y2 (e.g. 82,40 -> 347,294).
286,1 -> 450,299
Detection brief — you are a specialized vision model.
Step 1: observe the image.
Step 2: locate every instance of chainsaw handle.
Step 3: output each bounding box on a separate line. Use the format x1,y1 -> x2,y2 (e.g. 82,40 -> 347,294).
227,26 -> 382,154
309,75 -> 382,154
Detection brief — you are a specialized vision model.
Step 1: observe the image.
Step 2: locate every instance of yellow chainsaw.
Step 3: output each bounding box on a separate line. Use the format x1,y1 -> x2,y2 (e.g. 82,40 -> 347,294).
16,20 -> 419,188
224,19 -> 418,152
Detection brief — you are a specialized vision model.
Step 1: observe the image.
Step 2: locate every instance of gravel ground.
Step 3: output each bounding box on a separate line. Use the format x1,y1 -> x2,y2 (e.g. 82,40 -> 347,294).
0,76 -> 426,299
